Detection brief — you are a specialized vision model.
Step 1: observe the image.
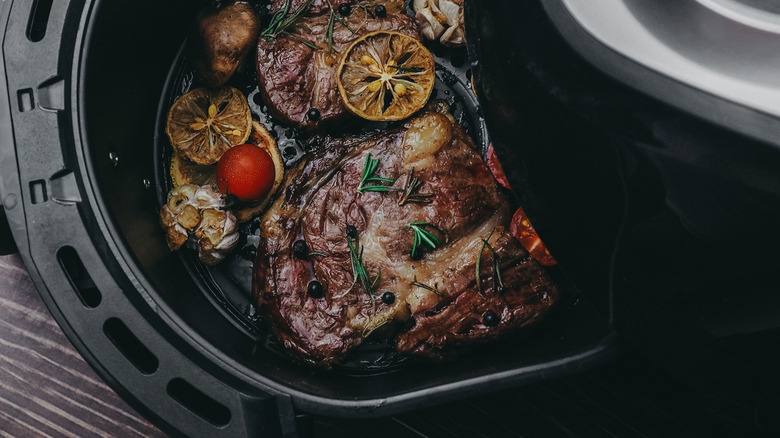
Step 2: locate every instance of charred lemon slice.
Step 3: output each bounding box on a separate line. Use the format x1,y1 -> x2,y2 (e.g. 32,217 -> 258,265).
166,86 -> 252,165
337,31 -> 435,122
169,120 -> 283,223
170,155 -> 216,187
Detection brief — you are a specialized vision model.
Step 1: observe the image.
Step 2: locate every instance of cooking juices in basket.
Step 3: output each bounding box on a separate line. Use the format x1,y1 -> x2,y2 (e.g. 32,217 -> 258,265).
154,0 -> 581,372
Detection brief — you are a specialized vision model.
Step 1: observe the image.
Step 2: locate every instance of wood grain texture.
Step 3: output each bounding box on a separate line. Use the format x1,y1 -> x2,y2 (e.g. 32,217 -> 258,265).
0,254 -> 167,438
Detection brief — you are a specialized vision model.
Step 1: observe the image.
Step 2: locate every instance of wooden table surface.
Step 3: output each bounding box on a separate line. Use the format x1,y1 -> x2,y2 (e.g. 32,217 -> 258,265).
0,254 -> 166,437
2,251 -> 774,438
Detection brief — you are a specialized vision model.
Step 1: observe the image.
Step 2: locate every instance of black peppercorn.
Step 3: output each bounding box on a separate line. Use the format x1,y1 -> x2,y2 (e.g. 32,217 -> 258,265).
346,225 -> 358,239
293,240 -> 309,260
337,2 -> 352,16
374,4 -> 386,17
307,107 -> 321,121
381,291 -> 395,305
483,310 -> 500,327
307,280 -> 324,298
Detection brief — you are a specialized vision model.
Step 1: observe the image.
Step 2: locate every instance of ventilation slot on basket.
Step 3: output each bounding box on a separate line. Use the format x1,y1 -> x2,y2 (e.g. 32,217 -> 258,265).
167,378 -> 231,427
103,318 -> 159,375
26,0 -> 54,42
29,180 -> 47,204
57,246 -> 101,308
17,89 -> 34,112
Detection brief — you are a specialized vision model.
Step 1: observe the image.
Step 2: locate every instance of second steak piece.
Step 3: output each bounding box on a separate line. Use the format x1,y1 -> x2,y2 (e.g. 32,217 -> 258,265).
253,107 -> 560,366
256,0 -> 420,130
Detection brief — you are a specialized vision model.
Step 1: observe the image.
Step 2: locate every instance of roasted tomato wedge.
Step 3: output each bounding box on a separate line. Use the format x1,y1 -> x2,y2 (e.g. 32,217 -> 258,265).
510,206 -> 556,266
216,144 -> 276,203
486,143 -> 511,189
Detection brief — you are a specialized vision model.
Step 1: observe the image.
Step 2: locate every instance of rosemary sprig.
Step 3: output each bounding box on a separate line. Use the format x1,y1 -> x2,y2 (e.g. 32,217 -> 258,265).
262,0 -> 314,39
398,168 -> 434,206
324,7 -> 336,53
409,222 -> 440,258
332,8 -> 356,34
485,240 -> 504,293
358,153 -> 395,192
322,6 -> 356,54
475,229 -> 504,294
411,276 -> 441,296
262,0 -> 290,36
346,229 -> 379,296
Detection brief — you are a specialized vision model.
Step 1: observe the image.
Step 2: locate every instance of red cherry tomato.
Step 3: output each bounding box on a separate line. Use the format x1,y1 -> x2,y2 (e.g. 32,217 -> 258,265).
510,206 -> 556,266
216,144 -> 276,202
486,143 -> 511,189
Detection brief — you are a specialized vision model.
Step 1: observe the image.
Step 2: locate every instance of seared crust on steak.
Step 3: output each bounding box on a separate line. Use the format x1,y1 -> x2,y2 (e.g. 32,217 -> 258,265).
253,108 -> 559,366
256,0 -> 420,130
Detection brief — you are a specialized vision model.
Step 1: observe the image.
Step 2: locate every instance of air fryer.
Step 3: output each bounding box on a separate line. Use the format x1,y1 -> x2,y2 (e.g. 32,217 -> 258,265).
2,0 -> 779,436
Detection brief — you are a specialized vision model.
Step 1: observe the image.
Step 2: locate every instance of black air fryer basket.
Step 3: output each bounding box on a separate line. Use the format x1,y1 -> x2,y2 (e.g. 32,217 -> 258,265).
11,0 -> 780,436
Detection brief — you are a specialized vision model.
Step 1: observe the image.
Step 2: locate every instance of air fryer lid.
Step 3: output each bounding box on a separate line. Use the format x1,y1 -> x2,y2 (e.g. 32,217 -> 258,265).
466,0 -> 780,413
0,0 -> 616,436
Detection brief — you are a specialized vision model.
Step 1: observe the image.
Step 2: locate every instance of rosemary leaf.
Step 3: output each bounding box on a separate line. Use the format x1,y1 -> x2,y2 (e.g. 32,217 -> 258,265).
359,185 -> 392,192
386,65 -> 425,74
333,10 -> 356,34
346,229 -> 379,296
475,229 -> 496,294
399,168 -> 434,206
491,246 -> 505,293
325,8 -> 336,53
262,0 -> 290,36
362,318 -> 389,338
262,0 -> 313,39
411,276 -> 441,296
358,153 -> 395,193
283,31 -> 321,50
277,0 -> 314,31
409,222 -> 440,258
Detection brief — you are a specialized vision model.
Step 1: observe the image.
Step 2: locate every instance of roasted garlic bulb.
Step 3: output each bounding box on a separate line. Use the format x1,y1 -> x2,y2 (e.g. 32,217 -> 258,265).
413,0 -> 465,47
159,184 -> 239,265
195,208 -> 239,265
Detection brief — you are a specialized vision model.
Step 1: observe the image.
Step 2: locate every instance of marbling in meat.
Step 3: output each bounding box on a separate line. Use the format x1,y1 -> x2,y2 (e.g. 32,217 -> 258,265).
256,0 -> 420,130
253,106 -> 559,366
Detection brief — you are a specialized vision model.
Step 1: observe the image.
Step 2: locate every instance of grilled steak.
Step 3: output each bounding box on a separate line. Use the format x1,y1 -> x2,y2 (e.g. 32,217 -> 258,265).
256,0 -> 420,130
253,107 -> 560,366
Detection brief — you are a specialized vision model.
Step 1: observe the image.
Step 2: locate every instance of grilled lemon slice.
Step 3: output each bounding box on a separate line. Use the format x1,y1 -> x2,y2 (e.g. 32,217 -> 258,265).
166,86 -> 252,165
337,31 -> 435,122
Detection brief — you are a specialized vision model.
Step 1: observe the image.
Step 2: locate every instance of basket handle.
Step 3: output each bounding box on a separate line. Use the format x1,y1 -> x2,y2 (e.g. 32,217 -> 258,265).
0,0 -> 300,436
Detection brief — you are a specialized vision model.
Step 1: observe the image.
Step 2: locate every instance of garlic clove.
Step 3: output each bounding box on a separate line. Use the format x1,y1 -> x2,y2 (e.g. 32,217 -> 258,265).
178,204 -> 202,230
415,7 -> 446,41
438,0 -> 461,26
414,0 -> 465,47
